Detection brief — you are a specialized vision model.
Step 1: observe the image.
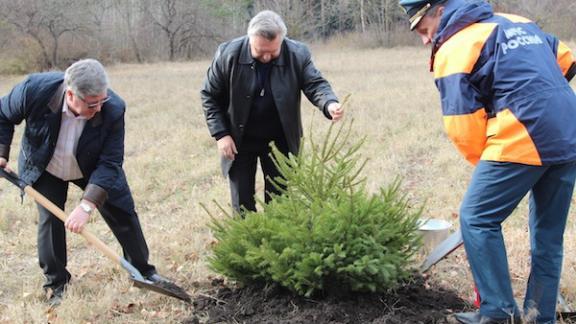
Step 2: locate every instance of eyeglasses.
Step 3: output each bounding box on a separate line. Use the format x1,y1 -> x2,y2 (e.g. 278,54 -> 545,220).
78,94 -> 110,109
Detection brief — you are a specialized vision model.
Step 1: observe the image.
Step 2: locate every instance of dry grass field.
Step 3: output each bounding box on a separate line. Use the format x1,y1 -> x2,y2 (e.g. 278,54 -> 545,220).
0,44 -> 575,323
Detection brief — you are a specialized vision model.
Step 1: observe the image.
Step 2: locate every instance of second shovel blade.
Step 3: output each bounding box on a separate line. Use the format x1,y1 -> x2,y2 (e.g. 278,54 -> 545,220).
420,229 -> 464,272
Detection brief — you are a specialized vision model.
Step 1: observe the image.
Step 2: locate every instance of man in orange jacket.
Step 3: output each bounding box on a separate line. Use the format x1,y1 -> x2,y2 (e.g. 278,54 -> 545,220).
400,0 -> 576,322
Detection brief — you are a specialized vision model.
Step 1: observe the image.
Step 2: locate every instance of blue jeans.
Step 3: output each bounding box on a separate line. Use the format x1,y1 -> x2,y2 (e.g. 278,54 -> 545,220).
460,161 -> 576,322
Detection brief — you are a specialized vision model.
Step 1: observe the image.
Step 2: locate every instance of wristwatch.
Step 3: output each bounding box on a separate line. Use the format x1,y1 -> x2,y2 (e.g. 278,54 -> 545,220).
80,202 -> 94,214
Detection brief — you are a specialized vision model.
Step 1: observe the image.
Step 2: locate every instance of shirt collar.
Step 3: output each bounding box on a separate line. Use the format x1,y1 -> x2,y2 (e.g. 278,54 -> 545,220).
62,99 -> 88,120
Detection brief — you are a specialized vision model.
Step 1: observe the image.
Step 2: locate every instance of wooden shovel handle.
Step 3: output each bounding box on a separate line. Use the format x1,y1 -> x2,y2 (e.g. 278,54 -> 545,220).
23,186 -> 123,265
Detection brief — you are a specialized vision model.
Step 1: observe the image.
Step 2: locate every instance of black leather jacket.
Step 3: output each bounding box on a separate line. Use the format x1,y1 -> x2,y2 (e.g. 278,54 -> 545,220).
201,36 -> 338,175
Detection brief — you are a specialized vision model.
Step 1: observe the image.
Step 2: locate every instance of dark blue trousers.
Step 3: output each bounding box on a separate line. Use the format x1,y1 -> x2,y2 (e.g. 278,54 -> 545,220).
460,161 -> 576,322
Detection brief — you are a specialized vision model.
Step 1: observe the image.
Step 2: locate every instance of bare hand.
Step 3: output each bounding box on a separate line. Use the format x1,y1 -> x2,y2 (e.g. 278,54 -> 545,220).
0,157 -> 14,172
217,135 -> 238,160
328,102 -> 344,122
65,202 -> 94,233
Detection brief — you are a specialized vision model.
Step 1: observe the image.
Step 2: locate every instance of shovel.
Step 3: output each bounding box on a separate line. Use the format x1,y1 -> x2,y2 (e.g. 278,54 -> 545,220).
0,168 -> 191,302
420,228 -> 463,273
420,227 -> 575,317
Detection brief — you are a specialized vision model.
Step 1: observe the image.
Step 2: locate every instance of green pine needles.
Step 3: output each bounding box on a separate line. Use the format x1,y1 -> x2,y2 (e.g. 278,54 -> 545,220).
207,122 -> 423,297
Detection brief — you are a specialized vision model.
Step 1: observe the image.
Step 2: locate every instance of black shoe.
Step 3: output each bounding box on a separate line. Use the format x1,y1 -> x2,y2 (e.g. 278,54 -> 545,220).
454,312 -> 522,324
45,285 -> 65,307
144,273 -> 173,284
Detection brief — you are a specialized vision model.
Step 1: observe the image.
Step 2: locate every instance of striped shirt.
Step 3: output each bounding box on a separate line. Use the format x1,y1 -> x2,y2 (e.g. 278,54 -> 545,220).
46,100 -> 87,181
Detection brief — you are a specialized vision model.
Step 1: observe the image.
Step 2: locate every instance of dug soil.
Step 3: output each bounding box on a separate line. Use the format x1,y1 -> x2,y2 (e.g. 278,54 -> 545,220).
187,275 -> 475,324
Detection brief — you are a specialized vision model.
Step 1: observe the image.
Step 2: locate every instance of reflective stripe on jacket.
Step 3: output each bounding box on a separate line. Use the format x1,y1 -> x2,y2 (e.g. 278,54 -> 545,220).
432,0 -> 576,166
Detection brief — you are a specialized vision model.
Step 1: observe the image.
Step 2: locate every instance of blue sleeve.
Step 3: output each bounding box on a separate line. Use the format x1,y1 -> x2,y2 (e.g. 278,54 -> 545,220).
0,77 -> 34,159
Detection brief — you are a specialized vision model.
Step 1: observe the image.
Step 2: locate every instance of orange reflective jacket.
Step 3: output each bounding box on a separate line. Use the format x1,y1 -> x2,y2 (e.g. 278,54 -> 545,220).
432,1 -> 576,166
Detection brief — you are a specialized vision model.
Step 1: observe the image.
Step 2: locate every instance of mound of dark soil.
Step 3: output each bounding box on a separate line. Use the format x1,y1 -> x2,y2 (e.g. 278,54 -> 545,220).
187,275 -> 474,324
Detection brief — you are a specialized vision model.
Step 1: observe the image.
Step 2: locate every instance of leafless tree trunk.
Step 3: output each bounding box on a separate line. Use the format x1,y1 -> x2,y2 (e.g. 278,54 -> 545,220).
0,0 -> 574,71
359,0 -> 366,33
0,0 -> 85,68
113,0 -> 144,63
147,0 -> 212,61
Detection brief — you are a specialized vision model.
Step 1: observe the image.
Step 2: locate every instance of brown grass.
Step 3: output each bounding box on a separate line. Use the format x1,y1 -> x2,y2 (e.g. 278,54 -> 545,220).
0,46 -> 574,322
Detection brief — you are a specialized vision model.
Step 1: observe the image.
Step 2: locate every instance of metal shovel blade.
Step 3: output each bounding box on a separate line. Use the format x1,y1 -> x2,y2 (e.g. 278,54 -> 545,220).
131,277 -> 191,302
419,227 -> 574,314
558,293 -> 574,313
420,229 -> 463,273
0,168 -> 192,303
121,259 -> 191,303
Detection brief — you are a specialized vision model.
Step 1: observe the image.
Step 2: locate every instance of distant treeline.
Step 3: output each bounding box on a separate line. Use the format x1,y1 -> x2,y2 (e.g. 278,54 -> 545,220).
0,0 -> 573,73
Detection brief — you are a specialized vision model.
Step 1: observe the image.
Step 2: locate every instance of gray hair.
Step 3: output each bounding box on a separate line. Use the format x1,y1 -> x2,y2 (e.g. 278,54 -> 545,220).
247,10 -> 287,40
64,58 -> 109,98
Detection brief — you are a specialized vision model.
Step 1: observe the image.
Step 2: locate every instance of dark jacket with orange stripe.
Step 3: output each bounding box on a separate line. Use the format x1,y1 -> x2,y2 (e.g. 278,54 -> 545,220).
432,0 -> 576,166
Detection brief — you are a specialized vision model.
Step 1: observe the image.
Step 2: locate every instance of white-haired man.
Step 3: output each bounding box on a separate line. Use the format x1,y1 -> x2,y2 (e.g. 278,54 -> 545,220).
0,59 -> 172,306
202,10 -> 344,214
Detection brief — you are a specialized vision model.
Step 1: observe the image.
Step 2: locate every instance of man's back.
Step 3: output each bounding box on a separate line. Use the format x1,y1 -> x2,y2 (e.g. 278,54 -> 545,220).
432,1 -> 576,166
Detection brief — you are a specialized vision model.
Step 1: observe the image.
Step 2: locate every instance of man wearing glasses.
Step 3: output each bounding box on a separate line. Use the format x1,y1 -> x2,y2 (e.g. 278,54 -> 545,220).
0,59 -> 171,306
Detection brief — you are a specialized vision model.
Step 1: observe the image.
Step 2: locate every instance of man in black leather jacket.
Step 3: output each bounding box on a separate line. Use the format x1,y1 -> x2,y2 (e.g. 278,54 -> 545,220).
201,10 -> 344,213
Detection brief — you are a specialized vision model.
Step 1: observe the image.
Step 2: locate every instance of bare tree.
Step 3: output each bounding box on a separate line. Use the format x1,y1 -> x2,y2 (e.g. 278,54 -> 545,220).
0,0 -> 87,69
359,0 -> 366,33
112,0 -> 145,63
146,0 -> 190,61
0,0 -> 573,71
200,0 -> 252,37
75,0 -> 115,60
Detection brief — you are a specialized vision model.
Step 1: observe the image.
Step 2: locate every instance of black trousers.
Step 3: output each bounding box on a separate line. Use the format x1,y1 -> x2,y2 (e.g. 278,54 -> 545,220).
33,171 -> 156,290
228,137 -> 289,213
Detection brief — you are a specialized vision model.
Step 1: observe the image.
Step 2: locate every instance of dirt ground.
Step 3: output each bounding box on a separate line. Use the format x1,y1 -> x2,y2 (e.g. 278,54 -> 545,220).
186,275 -> 475,324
